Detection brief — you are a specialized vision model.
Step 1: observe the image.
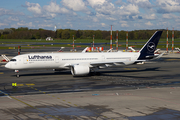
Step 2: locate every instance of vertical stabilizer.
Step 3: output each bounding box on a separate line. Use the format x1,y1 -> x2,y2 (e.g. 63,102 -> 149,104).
138,31 -> 163,60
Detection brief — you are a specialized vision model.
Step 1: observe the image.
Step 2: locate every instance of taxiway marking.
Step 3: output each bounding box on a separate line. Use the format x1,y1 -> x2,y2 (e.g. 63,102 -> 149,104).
124,68 -> 137,70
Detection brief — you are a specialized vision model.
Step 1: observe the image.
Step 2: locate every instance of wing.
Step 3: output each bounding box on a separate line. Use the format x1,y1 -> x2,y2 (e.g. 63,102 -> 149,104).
90,61 -> 125,67
64,60 -> 146,69
64,61 -> 125,68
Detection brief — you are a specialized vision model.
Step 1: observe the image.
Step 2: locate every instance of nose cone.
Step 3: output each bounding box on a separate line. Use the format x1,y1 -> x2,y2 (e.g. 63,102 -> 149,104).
5,63 -> 10,69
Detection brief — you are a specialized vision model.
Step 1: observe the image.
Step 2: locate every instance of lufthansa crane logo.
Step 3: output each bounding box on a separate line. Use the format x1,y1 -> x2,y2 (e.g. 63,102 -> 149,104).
147,42 -> 155,52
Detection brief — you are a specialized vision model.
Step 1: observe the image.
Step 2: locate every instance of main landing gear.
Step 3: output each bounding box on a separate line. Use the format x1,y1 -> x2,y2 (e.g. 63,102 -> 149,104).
15,70 -> 20,78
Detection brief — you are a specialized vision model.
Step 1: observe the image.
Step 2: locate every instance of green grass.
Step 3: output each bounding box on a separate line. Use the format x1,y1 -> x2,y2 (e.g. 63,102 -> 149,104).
0,38 -> 180,50
1,38 -> 180,43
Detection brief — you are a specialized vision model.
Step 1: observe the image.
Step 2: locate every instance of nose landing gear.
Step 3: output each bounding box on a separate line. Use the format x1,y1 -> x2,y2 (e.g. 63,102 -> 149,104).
15,70 -> 19,78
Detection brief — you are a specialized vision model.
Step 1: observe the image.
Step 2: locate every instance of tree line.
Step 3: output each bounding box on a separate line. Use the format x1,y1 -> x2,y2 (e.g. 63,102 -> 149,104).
0,27 -> 180,40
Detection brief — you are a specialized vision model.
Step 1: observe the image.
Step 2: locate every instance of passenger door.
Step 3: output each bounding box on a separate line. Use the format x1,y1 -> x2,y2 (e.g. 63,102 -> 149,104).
23,57 -> 27,64
55,56 -> 59,63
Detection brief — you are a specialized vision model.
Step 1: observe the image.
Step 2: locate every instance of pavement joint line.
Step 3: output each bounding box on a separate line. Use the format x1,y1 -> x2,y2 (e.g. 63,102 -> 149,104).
28,85 -> 83,119
26,85 -> 110,119
11,96 -> 60,120
0,90 -> 60,119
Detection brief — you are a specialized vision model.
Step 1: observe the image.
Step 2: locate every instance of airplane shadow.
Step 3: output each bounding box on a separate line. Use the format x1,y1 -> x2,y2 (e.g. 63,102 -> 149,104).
11,71 -> 71,77
100,67 -> 162,74
11,67 -> 163,77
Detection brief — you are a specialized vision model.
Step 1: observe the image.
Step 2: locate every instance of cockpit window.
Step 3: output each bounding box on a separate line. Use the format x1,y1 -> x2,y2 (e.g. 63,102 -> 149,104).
10,59 -> 16,62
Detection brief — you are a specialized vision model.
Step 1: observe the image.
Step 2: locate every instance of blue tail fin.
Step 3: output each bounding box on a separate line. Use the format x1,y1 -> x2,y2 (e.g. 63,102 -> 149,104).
138,31 -> 163,60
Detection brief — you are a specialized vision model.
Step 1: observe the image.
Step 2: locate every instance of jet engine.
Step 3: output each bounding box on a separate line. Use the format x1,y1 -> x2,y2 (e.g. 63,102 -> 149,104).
71,65 -> 90,76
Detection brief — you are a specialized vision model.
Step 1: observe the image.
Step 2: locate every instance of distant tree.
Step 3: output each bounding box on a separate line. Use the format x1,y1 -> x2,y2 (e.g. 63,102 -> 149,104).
0,34 -> 3,39
16,27 -> 29,31
35,32 -> 41,39
56,29 -> 63,38
94,30 -> 102,39
2,28 -> 180,40
62,30 -> 70,39
39,28 -> 44,30
10,28 -> 16,32
119,31 -> 126,40
31,35 -> 36,39
69,30 -> 76,39
101,31 -> 109,39
76,30 -> 82,38
105,36 -> 110,40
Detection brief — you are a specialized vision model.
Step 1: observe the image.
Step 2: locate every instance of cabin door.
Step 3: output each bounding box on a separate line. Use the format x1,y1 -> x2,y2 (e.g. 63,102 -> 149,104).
102,55 -> 105,62
55,56 -> 59,63
23,57 -> 27,64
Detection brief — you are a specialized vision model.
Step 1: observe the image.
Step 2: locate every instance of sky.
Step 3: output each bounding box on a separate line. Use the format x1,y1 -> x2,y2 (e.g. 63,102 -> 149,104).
0,0 -> 180,31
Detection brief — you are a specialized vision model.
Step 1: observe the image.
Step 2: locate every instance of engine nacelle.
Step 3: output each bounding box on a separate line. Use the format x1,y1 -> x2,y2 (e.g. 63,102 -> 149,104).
71,65 -> 90,76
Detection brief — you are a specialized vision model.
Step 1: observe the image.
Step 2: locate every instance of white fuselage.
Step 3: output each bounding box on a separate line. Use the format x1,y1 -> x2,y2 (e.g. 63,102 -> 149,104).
5,51 -> 140,70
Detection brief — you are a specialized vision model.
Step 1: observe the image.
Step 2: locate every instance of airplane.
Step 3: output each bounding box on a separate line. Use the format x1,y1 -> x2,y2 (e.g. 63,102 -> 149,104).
5,31 -> 163,77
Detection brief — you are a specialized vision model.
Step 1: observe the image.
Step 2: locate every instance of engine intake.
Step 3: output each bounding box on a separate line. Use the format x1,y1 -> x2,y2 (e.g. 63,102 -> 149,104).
71,65 -> 90,76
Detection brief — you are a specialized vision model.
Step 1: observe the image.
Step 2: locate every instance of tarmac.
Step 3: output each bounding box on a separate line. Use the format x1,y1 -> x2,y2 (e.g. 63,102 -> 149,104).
0,48 -> 180,120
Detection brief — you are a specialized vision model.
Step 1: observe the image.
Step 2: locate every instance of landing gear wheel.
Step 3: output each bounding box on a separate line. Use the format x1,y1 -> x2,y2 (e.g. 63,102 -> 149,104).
16,74 -> 20,78
15,70 -> 20,78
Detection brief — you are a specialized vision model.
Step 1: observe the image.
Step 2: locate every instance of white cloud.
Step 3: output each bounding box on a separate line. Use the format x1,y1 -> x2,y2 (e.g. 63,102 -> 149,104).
24,1 -> 71,19
38,24 -> 53,28
157,0 -> 180,13
145,21 -> 153,26
93,17 -> 99,22
120,21 -> 129,27
0,23 -> 8,27
87,0 -> 106,7
62,0 -> 87,11
0,8 -> 24,16
121,23 -> 129,27
43,2 -> 69,13
115,0 -> 122,5
8,16 -> 19,21
106,17 -> 117,21
162,13 -> 179,19
101,23 -> 106,27
119,4 -> 139,15
66,22 -> 73,28
95,2 -> 116,15
16,21 -> 35,28
0,8 -> 10,16
127,0 -> 152,8
128,0 -> 149,3
144,14 -> 156,20
25,2 -> 42,14
1,0 -> 180,31
96,12 -> 106,18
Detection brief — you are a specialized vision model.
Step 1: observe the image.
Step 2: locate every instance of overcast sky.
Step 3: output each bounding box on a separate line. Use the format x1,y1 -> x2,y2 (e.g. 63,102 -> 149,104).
0,0 -> 179,31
